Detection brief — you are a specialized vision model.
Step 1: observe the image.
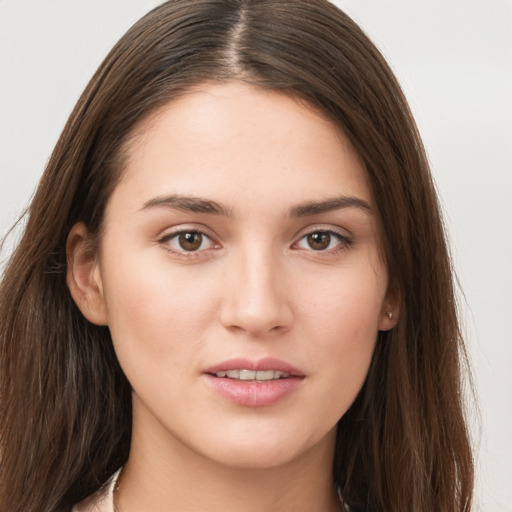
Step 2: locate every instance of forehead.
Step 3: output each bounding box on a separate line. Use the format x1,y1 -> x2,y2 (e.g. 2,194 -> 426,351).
114,81 -> 373,213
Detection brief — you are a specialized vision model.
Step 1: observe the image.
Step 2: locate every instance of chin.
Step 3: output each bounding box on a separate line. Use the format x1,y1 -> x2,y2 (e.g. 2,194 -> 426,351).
197,424 -> 336,472
213,448 -> 304,471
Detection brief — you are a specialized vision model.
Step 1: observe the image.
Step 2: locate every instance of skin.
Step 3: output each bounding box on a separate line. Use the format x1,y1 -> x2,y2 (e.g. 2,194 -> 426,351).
68,82 -> 398,512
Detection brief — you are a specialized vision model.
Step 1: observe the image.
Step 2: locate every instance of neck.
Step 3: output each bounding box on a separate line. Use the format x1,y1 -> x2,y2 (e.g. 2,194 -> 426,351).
117,409 -> 341,512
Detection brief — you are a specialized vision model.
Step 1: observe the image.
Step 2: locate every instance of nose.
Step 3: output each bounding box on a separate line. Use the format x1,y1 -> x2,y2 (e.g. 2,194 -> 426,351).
220,247 -> 293,336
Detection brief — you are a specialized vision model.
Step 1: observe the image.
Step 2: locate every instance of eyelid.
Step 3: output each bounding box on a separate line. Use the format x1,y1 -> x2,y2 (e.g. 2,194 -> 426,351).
293,223 -> 352,240
158,225 -> 221,256
292,225 -> 353,252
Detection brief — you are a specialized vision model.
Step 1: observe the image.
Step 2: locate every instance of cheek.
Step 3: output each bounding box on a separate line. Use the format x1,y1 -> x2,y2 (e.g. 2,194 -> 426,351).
100,256 -> 219,372
302,262 -> 386,339
299,263 -> 385,397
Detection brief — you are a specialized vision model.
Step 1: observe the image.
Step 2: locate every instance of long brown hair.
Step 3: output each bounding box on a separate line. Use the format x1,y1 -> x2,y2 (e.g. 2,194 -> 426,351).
0,1 -> 473,510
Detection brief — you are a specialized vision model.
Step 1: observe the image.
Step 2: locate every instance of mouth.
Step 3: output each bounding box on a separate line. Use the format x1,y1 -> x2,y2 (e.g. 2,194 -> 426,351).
211,369 -> 290,382
204,358 -> 305,407
205,357 -> 304,380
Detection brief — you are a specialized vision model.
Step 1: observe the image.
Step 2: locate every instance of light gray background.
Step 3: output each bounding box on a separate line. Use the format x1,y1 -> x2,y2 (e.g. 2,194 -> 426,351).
1,1 -> 511,510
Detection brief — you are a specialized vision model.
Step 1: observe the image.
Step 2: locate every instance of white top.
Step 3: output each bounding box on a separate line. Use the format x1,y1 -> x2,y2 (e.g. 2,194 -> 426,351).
71,469 -> 121,512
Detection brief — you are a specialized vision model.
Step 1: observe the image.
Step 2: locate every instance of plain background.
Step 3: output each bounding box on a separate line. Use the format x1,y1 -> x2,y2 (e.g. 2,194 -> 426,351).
1,1 -> 511,510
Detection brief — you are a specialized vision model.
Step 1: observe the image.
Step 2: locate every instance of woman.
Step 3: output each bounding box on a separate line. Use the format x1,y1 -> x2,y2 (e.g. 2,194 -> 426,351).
0,1 -> 473,511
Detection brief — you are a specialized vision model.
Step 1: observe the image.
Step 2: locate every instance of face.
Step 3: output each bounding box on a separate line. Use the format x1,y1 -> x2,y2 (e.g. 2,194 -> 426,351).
71,82 -> 396,471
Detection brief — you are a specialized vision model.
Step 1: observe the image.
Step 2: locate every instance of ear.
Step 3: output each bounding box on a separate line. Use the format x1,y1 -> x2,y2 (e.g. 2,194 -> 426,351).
66,222 -> 108,325
378,282 -> 400,331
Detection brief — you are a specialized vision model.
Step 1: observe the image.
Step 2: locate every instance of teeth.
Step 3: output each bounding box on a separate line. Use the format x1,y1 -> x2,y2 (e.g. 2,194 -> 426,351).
255,370 -> 274,381
239,369 -> 255,380
215,369 -> 290,381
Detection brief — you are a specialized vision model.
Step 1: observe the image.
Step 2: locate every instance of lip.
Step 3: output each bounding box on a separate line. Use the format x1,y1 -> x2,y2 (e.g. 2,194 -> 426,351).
204,357 -> 305,376
204,357 -> 305,408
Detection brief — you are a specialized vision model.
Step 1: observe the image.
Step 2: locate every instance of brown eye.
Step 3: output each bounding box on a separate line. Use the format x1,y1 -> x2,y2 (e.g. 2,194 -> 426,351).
164,230 -> 214,254
295,229 -> 350,253
178,231 -> 203,251
307,232 -> 331,250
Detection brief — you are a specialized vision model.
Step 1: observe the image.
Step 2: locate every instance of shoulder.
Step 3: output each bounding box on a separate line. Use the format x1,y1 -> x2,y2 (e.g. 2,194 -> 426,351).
71,469 -> 121,512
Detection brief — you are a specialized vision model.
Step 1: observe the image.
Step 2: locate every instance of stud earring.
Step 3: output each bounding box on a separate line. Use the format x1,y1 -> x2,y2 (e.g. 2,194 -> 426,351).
386,311 -> 393,320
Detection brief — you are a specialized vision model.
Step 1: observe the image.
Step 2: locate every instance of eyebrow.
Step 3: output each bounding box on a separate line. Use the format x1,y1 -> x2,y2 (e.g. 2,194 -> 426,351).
140,194 -> 372,218
141,194 -> 232,216
289,196 -> 373,217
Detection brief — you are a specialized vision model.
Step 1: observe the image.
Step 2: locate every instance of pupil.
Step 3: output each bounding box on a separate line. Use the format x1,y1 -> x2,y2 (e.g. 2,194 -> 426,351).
308,232 -> 330,250
179,232 -> 202,251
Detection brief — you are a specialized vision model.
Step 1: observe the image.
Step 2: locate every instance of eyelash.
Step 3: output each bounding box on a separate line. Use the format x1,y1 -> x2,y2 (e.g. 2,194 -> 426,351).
159,229 -> 216,257
294,229 -> 352,255
158,228 -> 352,257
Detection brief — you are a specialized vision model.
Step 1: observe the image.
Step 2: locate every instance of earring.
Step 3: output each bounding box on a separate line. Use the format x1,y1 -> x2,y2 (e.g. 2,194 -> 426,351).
386,311 -> 393,320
